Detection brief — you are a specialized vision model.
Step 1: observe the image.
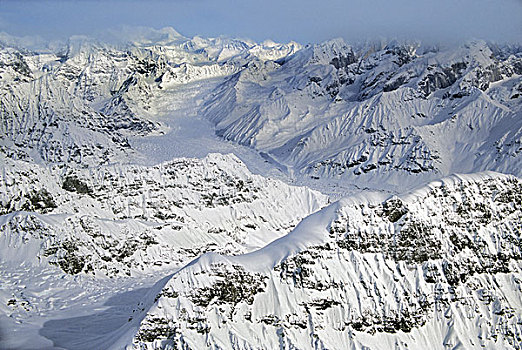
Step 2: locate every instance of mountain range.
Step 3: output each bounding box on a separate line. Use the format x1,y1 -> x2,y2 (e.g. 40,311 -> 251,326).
0,27 -> 520,349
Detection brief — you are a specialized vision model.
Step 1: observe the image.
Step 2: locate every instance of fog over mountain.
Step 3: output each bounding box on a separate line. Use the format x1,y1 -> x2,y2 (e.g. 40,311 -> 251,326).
1,0 -> 521,44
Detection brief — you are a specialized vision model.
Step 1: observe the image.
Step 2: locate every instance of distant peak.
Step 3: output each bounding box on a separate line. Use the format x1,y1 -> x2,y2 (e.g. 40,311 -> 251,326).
318,37 -> 349,49
105,26 -> 187,47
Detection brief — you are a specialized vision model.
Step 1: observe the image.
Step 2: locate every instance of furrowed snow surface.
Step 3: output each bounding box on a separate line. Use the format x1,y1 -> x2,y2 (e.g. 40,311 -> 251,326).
0,154 -> 326,349
0,27 -> 521,349
132,173 -> 522,350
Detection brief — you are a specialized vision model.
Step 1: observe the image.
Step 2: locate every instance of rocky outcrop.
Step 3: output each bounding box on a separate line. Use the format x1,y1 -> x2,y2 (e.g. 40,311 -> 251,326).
0,154 -> 327,276
133,173 -> 522,350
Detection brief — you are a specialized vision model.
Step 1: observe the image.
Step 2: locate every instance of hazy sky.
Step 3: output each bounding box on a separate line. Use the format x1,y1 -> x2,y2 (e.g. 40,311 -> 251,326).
0,0 -> 521,44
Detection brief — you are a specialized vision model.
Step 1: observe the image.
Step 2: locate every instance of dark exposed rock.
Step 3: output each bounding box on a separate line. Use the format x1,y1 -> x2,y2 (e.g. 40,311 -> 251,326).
330,52 -> 357,69
382,197 -> 408,223
190,264 -> 267,308
135,317 -> 178,343
20,189 -> 57,213
383,74 -> 410,92
62,175 -> 91,194
418,62 -> 467,97
45,240 -> 86,275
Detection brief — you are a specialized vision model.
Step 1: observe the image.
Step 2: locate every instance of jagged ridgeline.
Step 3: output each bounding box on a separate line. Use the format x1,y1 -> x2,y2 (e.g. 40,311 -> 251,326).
0,31 -> 301,167
0,154 -> 327,276
202,39 -> 522,189
1,34 -> 520,191
133,173 -> 522,350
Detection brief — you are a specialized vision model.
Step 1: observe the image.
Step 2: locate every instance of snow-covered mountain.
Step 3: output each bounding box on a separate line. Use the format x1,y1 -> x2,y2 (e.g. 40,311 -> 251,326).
1,154 -> 326,276
0,28 -> 301,168
2,30 -> 520,197
2,30 -> 520,191
0,27 -> 521,349
0,153 -> 326,349
203,39 -> 522,192
132,173 -> 522,350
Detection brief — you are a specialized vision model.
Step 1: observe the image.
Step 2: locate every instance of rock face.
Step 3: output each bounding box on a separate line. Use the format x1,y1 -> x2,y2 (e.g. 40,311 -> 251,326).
133,173 -> 522,350
0,154 -> 326,277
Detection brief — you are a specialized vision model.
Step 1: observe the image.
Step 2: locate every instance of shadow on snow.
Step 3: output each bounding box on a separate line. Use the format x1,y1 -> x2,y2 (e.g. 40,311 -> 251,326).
39,274 -> 172,350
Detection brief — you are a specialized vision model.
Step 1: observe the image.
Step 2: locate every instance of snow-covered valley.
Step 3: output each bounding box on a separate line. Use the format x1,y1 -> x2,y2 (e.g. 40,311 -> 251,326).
0,27 -> 521,349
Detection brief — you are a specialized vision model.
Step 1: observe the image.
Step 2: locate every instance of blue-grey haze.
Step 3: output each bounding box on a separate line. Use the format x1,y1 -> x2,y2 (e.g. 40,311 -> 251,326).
0,0 -> 521,44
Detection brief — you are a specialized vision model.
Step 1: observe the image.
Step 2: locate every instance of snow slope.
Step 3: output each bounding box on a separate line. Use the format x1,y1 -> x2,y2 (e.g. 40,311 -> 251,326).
0,153 -> 327,277
132,172 -> 522,350
202,40 -> 522,193
0,153 -> 326,349
0,28 -> 301,169
2,31 -> 520,195
0,30 -> 314,349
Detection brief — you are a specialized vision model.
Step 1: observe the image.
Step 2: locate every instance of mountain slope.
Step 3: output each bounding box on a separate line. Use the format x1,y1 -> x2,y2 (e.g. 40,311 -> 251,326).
0,153 -> 326,349
202,40 -> 522,192
132,172 -> 522,349
0,28 -> 301,169
1,29 -> 521,350
2,32 -> 520,196
0,153 -> 327,277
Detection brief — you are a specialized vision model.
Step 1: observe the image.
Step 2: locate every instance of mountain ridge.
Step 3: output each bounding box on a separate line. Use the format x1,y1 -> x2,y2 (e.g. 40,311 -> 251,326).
131,171 -> 522,350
